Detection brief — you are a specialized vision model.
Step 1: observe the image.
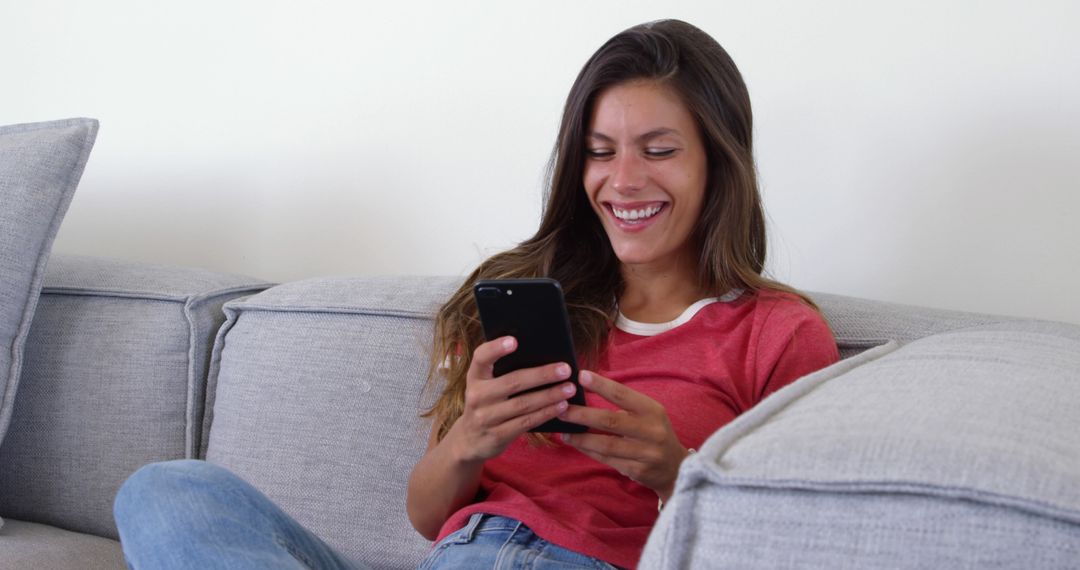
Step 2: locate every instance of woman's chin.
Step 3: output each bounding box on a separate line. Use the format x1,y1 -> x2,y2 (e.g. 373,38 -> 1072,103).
611,248 -> 661,268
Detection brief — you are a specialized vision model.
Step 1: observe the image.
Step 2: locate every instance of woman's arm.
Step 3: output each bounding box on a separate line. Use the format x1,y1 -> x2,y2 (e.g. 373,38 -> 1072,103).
405,336 -> 578,540
405,421 -> 484,541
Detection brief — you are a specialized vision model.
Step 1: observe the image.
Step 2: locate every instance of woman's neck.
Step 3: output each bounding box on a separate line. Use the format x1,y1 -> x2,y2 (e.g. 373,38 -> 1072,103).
618,251 -> 706,324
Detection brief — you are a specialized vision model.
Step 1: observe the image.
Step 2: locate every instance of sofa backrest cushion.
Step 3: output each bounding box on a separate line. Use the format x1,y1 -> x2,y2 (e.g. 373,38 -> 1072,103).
812,291 -> 1018,358
642,319 -> 1080,568
0,118 -> 97,461
204,276 -> 460,569
0,254 -> 269,539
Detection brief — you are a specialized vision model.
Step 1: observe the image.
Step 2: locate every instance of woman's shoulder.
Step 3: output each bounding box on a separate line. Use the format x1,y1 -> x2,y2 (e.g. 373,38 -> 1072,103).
753,287 -> 818,313
734,287 -> 831,336
739,289 -> 839,397
689,287 -> 826,334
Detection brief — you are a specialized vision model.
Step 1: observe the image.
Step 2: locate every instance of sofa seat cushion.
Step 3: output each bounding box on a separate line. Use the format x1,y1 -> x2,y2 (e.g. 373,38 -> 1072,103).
0,254 -> 269,539
641,320 -> 1080,569
0,518 -> 124,569
204,276 -> 460,569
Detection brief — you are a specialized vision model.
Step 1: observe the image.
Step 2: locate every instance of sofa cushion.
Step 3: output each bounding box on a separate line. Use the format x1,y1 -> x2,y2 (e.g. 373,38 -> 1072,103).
0,518 -> 123,569
204,276 -> 460,569
0,118 -> 97,466
811,291 -> 1017,359
0,254 -> 269,539
641,320 -> 1080,568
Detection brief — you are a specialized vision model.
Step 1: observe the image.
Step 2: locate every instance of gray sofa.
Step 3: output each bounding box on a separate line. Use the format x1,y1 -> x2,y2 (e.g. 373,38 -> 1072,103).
1,253 -> 1078,569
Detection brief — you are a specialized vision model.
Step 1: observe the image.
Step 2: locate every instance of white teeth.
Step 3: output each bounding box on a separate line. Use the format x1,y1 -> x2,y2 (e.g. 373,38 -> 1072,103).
612,205 -> 662,221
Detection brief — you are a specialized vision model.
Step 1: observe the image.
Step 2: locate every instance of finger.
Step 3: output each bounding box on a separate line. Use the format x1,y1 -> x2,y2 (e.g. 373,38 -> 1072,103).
467,337 -> 517,382
565,439 -> 646,481
558,405 -> 652,440
492,362 -> 573,399
578,371 -> 659,415
561,432 -> 650,462
488,399 -> 570,441
484,381 -> 576,427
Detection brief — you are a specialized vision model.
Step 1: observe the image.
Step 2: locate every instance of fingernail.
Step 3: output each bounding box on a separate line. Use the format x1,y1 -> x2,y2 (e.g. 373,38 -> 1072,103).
502,337 -> 514,350
579,371 -> 592,386
557,400 -> 568,411
561,383 -> 575,395
560,434 -> 570,443
555,364 -> 571,378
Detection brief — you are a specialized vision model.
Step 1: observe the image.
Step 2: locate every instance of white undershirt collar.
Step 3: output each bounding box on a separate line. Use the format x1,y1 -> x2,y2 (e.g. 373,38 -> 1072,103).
615,289 -> 743,336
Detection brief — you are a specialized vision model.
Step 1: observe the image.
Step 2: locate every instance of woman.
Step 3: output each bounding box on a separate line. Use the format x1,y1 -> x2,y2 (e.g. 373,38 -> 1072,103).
405,18 -> 837,570
114,19 -> 837,570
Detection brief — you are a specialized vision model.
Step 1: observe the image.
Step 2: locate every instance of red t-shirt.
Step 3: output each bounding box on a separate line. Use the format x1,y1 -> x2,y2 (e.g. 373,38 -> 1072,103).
436,289 -> 839,569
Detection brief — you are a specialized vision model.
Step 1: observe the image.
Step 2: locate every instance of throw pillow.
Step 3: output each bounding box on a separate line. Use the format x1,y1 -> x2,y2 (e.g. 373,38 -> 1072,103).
0,119 -> 98,489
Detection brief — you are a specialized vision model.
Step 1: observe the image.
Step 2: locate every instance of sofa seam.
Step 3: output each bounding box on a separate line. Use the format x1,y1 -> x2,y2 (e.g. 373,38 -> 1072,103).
703,477 -> 1080,527
219,303 -> 436,320
40,283 -> 271,303
199,303 -> 244,458
181,287 -> 271,459
834,337 -> 899,347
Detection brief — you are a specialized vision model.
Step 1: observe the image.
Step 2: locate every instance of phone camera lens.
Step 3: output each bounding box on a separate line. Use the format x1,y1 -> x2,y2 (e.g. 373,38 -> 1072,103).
477,287 -> 501,299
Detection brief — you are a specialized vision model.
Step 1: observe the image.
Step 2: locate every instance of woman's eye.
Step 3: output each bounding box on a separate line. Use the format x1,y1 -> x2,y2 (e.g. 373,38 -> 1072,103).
645,148 -> 676,158
586,149 -> 614,159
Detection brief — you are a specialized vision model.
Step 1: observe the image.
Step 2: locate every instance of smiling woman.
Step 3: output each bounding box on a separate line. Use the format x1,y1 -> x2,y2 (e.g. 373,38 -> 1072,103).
111,19 -> 839,570
407,19 -> 840,570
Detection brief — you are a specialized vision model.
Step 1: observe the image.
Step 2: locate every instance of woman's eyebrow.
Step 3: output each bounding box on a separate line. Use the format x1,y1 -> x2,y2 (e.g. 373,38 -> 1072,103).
586,129 -> 681,144
636,128 -> 680,143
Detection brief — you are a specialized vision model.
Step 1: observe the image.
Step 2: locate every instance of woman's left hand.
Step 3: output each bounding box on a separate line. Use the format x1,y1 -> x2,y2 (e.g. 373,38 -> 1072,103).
558,370 -> 692,503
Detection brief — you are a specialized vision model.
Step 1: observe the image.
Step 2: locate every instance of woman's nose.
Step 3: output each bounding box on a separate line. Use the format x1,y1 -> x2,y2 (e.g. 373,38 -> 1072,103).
610,153 -> 646,193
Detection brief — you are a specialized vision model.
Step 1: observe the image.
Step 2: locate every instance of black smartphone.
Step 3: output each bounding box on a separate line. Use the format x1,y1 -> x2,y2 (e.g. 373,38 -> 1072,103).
473,278 -> 587,433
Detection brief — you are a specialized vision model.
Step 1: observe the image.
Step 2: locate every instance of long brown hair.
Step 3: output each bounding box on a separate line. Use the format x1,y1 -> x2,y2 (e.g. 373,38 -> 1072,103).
424,19 -> 814,440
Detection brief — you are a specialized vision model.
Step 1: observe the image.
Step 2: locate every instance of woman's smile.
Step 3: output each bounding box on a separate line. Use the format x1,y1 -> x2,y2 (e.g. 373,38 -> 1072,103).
605,201 -> 667,231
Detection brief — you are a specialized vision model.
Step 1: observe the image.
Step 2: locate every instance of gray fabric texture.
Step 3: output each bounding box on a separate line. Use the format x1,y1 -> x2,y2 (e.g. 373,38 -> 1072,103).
641,320 -> 1080,569
811,291 -> 1019,359
204,276 -> 460,569
0,118 -> 97,453
0,518 -> 124,569
0,254 -> 269,539
646,486 -> 1080,569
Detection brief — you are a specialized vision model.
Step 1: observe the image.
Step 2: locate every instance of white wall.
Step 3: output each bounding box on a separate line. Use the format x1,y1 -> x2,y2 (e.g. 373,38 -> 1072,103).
4,1 -> 1078,324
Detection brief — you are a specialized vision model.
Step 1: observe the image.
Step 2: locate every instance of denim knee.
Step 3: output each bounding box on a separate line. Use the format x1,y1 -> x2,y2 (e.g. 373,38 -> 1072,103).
114,459 -> 236,526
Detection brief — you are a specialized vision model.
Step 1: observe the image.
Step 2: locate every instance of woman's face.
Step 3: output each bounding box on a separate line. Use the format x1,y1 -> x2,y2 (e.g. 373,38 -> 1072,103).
583,80 -> 708,271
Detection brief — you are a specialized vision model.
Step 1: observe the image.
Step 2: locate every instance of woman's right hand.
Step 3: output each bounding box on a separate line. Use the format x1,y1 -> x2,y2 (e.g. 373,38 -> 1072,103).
407,335 -> 574,539
445,336 -> 577,463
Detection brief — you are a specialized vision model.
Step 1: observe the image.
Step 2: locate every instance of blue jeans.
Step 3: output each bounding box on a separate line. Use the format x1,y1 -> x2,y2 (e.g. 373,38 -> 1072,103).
114,460 -> 365,569
114,460 -> 619,570
420,513 -> 621,570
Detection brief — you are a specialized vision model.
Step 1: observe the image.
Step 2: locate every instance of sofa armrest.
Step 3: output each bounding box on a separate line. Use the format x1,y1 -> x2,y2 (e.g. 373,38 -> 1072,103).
641,320 -> 1080,568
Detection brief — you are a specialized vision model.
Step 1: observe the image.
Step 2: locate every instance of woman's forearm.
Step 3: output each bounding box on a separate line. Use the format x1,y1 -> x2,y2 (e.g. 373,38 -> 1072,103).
406,426 -> 484,541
